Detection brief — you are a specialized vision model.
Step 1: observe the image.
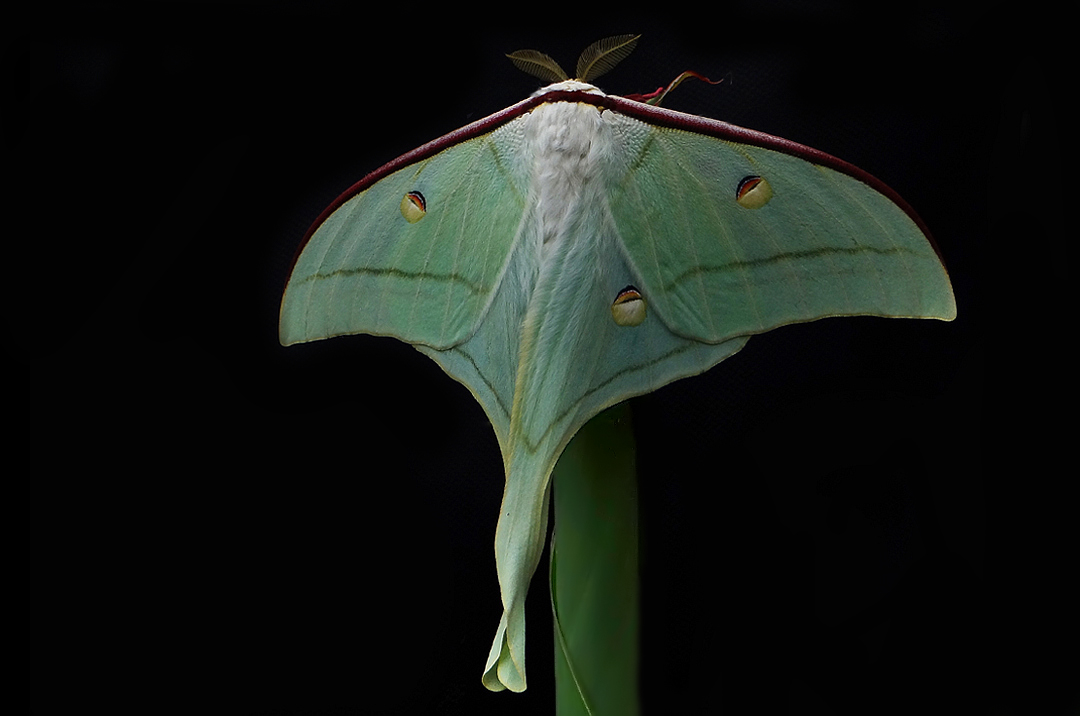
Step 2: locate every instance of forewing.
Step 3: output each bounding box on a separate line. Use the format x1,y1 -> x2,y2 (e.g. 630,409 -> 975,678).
603,110 -> 956,344
280,120 -> 530,349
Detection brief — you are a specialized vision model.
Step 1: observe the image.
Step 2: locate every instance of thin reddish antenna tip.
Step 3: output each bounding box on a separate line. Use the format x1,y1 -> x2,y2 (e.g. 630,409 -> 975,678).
622,70 -> 725,106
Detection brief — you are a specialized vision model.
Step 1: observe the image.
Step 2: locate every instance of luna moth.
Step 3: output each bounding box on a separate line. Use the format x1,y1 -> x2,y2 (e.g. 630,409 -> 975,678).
279,35 -> 956,694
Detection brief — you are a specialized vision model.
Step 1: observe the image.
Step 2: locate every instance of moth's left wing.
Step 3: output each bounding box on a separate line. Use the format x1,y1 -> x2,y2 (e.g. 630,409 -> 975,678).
599,96 -> 956,346
280,101 -> 539,442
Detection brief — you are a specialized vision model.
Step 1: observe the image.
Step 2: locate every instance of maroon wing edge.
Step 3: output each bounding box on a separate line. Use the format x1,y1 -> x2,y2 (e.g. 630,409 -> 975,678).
284,90 -> 948,284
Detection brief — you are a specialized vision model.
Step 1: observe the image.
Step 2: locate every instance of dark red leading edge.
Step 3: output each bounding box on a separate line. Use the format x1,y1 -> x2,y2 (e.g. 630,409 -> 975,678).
287,90 -> 946,279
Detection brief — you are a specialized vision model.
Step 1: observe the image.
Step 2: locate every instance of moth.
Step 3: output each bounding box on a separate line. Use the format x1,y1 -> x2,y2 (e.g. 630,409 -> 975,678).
280,35 -> 955,692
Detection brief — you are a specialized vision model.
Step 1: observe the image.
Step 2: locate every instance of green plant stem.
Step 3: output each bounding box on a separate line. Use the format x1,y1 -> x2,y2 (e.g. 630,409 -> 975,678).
550,403 -> 639,715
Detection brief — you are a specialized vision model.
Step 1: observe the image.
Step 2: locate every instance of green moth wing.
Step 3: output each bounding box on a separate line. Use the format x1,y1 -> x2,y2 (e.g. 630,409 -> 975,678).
279,100 -> 534,354
279,81 -> 955,695
599,102 -> 956,343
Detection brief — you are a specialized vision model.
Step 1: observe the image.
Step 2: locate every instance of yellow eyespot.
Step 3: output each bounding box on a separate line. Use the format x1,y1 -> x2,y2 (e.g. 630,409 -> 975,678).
735,175 -> 773,209
400,191 -> 427,223
611,286 -> 646,326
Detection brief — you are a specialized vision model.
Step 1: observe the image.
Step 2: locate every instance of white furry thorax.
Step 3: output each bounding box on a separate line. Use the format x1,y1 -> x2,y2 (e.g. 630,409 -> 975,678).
524,86 -> 611,257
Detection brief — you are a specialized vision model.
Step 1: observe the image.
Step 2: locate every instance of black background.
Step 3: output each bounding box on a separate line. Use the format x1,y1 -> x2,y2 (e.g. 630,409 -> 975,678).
10,3 -> 1070,715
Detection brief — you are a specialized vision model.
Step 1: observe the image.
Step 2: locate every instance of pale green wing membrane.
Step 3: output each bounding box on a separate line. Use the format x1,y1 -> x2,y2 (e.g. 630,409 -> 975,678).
280,124 -> 530,352
603,114 -> 956,342
281,117 -> 533,446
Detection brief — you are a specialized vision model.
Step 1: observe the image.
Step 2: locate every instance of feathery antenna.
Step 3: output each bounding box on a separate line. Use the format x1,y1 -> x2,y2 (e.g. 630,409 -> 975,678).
506,49 -> 569,83
508,35 -> 640,83
576,34 -> 640,82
